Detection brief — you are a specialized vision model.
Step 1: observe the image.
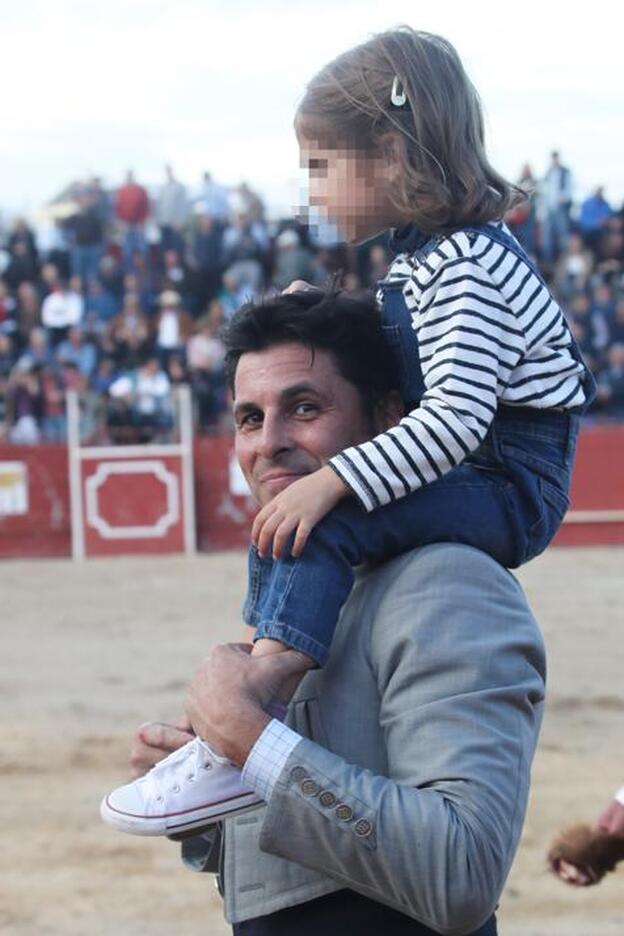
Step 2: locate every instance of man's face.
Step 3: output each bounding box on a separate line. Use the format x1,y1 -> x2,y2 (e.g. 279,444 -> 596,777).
234,342 -> 375,506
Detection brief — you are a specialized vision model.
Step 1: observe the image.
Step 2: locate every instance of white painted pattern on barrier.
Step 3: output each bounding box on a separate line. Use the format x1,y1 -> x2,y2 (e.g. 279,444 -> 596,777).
85,460 -> 180,539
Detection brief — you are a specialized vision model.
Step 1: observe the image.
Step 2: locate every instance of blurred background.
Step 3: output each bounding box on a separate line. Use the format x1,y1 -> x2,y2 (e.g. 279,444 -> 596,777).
0,2 -> 622,934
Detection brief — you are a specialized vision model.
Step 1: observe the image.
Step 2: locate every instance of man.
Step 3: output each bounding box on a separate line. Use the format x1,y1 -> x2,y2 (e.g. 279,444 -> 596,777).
539,151 -> 573,265
156,164 -> 190,254
107,354 -> 172,444
116,170 -> 151,272
131,291 -> 546,935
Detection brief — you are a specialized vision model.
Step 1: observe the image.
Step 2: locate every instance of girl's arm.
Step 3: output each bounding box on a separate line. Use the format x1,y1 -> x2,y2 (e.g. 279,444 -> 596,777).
330,254 -> 525,511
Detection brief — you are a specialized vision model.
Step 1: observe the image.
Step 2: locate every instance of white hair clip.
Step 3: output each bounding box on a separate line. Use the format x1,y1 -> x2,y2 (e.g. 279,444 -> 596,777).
390,76 -> 407,107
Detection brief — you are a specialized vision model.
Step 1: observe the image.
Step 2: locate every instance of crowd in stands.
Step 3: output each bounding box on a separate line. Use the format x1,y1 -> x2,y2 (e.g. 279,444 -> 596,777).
0,152 -> 623,446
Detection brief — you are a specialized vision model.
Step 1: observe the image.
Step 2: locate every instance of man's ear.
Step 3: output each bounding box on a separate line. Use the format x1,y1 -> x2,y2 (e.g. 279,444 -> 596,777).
375,391 -> 404,431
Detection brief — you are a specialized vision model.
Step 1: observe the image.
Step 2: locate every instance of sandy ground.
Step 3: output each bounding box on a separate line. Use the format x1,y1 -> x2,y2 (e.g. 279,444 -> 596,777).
1,547 -> 622,935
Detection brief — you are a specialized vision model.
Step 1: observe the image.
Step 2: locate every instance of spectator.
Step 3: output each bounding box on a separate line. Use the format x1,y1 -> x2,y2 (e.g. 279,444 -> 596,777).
222,211 -> 268,267
108,291 -> 150,369
610,298 -> 624,344
0,333 -> 14,436
85,276 -> 119,324
116,170 -> 150,272
19,327 -> 51,371
14,282 -> 40,348
41,276 -> 84,345
155,164 -> 189,253
232,181 -> 266,225
193,171 -> 230,222
506,163 -> 538,256
123,259 -> 157,314
0,280 -> 18,339
578,186 -> 613,257
271,228 -> 316,291
97,254 -> 124,300
217,267 -> 252,319
65,189 -> 105,287
3,241 -> 39,290
539,150 -> 573,265
553,233 -> 593,299
190,212 -> 224,310
0,333 -> 15,379
91,357 -> 116,395
7,218 -> 38,267
55,325 -> 98,380
6,360 -> 43,444
595,215 -> 624,270
88,176 -> 113,230
107,354 -> 172,443
595,343 -> 624,417
365,242 -> 391,287
186,305 -> 226,430
160,248 -> 190,304
154,289 -> 192,369
164,353 -> 188,389
40,364 -> 67,442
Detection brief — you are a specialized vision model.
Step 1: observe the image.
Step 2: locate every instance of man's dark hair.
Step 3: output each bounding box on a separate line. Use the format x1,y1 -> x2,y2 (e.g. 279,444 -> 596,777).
223,288 -> 401,419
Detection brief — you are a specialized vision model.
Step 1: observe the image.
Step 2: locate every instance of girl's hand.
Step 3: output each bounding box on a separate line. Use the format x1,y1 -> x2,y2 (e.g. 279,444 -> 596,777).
252,465 -> 349,559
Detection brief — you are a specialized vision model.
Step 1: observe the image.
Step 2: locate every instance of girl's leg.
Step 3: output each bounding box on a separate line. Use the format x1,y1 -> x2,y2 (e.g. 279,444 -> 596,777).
245,464 -> 524,682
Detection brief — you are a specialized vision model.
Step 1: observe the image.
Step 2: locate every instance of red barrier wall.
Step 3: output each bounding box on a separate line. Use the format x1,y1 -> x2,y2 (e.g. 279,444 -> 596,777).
0,445 -> 70,558
553,425 -> 624,547
0,426 -> 622,559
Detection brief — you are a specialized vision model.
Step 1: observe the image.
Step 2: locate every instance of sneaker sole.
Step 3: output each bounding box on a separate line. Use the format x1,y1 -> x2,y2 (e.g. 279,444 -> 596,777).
100,791 -> 262,836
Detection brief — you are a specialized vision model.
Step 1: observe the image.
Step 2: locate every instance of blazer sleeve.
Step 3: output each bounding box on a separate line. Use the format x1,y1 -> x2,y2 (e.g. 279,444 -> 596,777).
256,546 -> 546,936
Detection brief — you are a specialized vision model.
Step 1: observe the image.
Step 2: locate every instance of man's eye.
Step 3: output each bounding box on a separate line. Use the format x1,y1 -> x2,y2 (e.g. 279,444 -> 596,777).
239,412 -> 262,428
294,402 -> 318,417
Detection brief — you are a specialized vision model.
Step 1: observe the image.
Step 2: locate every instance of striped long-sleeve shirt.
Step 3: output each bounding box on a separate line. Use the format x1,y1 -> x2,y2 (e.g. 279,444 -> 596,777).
329,223 -> 587,512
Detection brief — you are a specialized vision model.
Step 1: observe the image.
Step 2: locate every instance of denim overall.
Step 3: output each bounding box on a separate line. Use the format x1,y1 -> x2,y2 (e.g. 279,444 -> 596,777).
245,224 -> 596,666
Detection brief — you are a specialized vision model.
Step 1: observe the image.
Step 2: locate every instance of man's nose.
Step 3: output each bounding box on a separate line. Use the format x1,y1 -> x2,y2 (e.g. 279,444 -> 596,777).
256,412 -> 290,458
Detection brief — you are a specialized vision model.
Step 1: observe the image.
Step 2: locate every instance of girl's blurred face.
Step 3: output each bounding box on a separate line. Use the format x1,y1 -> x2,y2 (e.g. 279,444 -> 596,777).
297,128 -> 401,245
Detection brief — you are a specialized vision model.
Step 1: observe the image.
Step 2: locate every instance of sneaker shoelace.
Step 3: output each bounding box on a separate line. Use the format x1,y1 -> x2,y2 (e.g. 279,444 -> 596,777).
139,737 -> 223,804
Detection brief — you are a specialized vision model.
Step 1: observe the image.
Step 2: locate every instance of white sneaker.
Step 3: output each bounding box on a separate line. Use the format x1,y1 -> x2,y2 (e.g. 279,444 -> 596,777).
100,737 -> 262,836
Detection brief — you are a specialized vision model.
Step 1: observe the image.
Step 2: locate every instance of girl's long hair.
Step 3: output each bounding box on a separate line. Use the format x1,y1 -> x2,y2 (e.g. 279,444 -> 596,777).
297,27 -> 525,233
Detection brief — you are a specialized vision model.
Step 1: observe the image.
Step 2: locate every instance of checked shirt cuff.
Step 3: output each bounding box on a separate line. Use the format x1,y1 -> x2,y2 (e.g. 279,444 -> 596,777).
242,719 -> 303,801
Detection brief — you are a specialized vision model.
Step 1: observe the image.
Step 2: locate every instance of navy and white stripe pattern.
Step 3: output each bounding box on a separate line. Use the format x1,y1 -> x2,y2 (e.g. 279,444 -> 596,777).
330,224 -> 587,512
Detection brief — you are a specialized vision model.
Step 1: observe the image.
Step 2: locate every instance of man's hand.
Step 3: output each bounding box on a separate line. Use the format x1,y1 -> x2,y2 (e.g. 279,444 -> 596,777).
594,798 -> 624,838
252,465 -> 349,559
186,643 -> 308,767
129,718 -> 195,779
282,280 -> 314,294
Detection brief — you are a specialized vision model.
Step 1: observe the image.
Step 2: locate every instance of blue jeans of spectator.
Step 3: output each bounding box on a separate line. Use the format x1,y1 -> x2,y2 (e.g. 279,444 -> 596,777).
122,224 -> 147,272
70,244 -> 102,287
42,414 -> 67,443
541,207 -> 570,264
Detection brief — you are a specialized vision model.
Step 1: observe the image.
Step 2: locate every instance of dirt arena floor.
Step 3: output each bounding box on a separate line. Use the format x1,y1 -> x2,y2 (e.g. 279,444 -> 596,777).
1,546 -> 622,935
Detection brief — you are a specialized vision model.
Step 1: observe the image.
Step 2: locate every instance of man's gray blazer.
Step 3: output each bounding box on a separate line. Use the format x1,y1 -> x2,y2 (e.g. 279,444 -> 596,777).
188,544 -> 545,936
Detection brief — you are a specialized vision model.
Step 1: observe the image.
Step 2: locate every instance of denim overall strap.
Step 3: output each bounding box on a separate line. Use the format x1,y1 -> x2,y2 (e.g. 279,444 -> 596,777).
378,233 -> 440,409
462,223 -> 597,410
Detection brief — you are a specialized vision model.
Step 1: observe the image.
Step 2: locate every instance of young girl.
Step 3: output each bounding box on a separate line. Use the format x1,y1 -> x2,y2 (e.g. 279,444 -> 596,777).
102,26 -> 595,836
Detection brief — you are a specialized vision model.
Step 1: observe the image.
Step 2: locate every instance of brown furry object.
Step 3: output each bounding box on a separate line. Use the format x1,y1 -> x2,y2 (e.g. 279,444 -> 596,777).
548,823 -> 624,886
